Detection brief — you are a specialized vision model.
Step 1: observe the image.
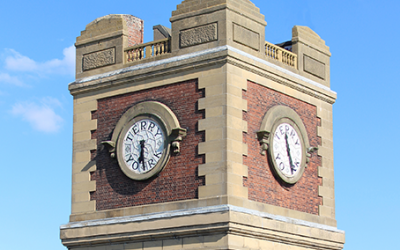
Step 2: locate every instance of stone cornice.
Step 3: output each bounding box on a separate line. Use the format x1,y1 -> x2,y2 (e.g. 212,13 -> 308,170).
61,205 -> 344,249
61,205 -> 343,233
69,45 -> 336,104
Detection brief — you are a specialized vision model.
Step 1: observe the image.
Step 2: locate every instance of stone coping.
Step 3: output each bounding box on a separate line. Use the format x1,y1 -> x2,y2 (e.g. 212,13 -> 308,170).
61,204 -> 344,234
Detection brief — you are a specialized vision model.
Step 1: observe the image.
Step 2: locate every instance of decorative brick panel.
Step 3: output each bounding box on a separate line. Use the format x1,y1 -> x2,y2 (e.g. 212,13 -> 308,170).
92,80 -> 205,210
243,81 -> 322,215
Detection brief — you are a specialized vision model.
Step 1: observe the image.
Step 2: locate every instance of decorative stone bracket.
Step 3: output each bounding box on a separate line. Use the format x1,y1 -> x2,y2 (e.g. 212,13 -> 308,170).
256,130 -> 270,156
102,140 -> 116,158
306,146 -> 318,164
170,128 -> 187,154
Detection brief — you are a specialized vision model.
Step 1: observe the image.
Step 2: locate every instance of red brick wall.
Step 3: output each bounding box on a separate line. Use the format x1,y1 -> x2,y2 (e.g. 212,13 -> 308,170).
123,15 -> 144,47
243,81 -> 322,215
91,80 -> 205,211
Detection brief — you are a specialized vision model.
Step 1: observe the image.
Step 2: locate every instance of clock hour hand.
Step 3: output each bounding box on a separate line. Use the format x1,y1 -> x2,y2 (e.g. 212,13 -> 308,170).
285,133 -> 295,174
138,140 -> 145,169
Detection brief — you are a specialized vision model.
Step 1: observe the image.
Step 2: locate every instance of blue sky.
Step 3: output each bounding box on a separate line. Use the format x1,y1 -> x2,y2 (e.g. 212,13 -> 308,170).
0,1 -> 399,249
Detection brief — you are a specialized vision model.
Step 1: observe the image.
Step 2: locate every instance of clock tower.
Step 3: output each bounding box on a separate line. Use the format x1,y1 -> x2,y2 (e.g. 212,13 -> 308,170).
61,1 -> 345,249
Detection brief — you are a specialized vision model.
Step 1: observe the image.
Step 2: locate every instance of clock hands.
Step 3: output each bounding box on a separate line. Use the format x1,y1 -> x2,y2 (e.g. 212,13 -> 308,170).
285,133 -> 295,174
138,140 -> 146,170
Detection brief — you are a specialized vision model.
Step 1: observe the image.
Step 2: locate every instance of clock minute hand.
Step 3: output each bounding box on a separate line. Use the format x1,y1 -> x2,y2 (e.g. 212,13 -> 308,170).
285,133 -> 294,174
138,140 -> 145,169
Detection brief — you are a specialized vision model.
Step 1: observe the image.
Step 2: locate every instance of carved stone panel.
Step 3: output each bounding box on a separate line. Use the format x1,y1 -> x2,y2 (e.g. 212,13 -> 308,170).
82,47 -> 116,71
233,23 -> 260,51
180,23 -> 218,48
304,55 -> 325,80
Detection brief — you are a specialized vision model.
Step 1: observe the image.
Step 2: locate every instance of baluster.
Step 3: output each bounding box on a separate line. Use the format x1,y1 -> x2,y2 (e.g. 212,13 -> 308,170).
161,42 -> 165,54
144,45 -> 149,59
156,43 -> 160,56
129,50 -> 133,62
277,48 -> 281,62
159,42 -> 163,55
155,43 -> 159,56
126,50 -> 130,62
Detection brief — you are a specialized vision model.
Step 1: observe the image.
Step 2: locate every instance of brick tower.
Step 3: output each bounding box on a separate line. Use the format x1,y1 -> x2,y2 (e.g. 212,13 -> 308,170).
60,1 -> 345,249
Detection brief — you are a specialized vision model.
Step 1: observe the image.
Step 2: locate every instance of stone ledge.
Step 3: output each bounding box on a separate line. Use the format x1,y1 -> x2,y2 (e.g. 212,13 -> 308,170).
61,205 -> 344,249
62,205 -> 343,233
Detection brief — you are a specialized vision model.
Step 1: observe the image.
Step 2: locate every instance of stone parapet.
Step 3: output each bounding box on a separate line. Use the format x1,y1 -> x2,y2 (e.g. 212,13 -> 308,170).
75,14 -> 143,79
292,26 -> 331,87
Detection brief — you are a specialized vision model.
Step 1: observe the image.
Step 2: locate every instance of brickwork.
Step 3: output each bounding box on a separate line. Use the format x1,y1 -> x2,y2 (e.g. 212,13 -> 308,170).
123,15 -> 144,47
91,80 -> 205,210
243,81 -> 322,215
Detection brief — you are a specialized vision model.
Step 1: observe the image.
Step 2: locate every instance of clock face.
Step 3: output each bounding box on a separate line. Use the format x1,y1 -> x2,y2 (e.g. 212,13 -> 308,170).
121,118 -> 165,174
268,118 -> 306,184
272,123 -> 303,178
116,115 -> 171,180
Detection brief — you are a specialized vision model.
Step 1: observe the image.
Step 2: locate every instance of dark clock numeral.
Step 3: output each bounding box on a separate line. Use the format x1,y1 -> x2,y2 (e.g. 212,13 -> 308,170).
279,126 -> 285,135
126,154 -> 134,163
154,152 -> 162,159
132,161 -> 139,170
276,153 -> 282,160
126,132 -> 134,141
279,162 -> 285,170
141,121 -> 147,131
285,125 -> 290,133
155,127 -> 162,137
148,159 -> 156,168
132,124 -> 139,134
290,129 -> 296,138
275,132 -> 281,140
148,122 -> 156,132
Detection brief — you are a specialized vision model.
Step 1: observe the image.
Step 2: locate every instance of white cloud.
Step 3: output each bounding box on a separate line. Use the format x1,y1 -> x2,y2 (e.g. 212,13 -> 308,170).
0,73 -> 25,87
4,45 -> 75,76
11,97 -> 64,133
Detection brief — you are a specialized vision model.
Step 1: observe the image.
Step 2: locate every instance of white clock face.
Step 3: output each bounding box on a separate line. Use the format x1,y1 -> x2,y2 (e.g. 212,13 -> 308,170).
272,123 -> 303,178
122,118 -> 165,174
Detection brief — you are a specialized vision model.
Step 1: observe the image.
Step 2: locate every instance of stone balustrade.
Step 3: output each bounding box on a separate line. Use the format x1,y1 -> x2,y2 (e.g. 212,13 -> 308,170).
124,38 -> 297,70
265,41 -> 297,69
125,38 -> 171,63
